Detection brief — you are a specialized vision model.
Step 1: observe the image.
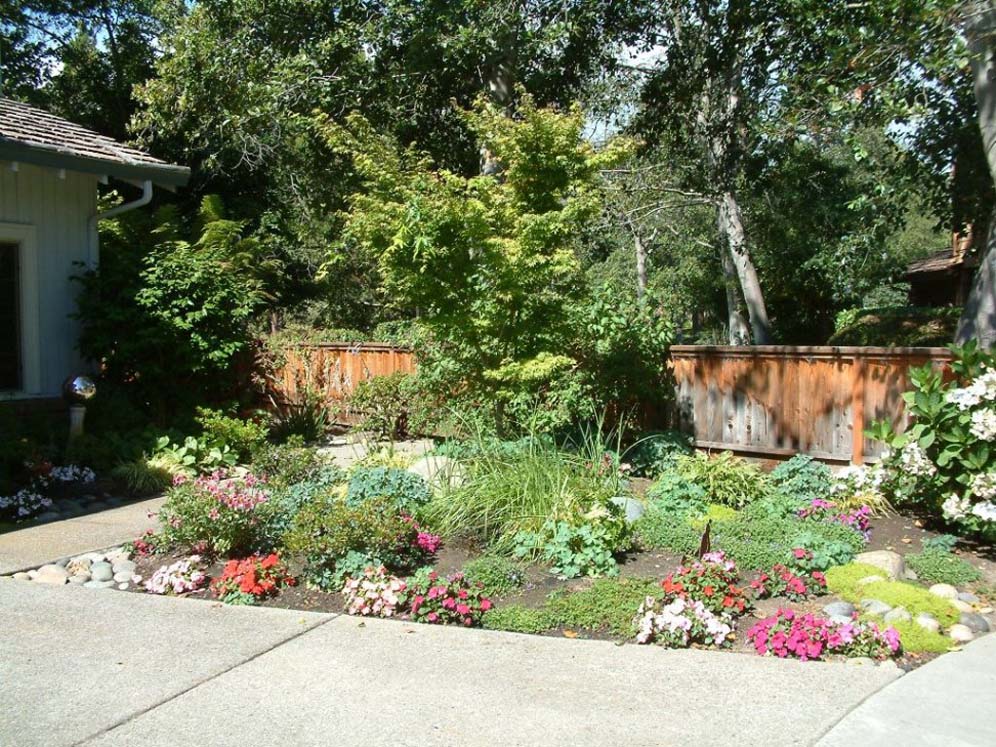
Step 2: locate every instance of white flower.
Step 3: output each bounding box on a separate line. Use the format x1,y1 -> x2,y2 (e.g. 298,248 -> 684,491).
942,494 -> 971,521
971,501 -> 996,522
970,472 -> 996,501
946,367 -> 996,410
970,409 -> 996,441
898,442 -> 936,477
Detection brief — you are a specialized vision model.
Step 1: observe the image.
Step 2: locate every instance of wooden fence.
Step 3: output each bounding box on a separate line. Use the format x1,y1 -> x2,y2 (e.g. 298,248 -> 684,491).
670,345 -> 951,464
272,343 -> 416,422
272,341 -> 950,463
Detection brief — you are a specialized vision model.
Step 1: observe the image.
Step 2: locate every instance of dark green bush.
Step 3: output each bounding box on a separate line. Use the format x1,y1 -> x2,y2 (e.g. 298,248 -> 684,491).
346,467 -> 431,514
906,549 -> 982,586
196,407 -> 269,462
634,508 -> 701,555
644,471 -> 709,515
350,371 -> 422,440
624,431 -> 694,478
250,440 -> 328,488
769,455 -> 833,507
462,555 -> 528,596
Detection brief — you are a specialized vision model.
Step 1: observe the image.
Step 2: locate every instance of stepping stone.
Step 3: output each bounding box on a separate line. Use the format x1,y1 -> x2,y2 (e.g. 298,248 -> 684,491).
915,613 -> 940,633
113,571 -> 133,583
958,592 -> 980,604
948,624 -> 974,643
929,583 -> 958,600
884,606 -> 912,623
823,601 -> 856,619
112,560 -> 136,574
855,550 -> 904,579
68,575 -> 88,585
959,612 -> 991,634
951,599 -> 974,613
34,565 -> 69,585
90,562 -> 113,582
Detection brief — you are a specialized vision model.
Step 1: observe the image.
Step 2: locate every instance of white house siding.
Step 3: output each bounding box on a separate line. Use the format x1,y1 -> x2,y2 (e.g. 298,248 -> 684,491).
0,162 -> 97,397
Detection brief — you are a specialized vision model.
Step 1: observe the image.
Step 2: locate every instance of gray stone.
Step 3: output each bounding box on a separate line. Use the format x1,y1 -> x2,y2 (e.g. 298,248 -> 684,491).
828,615 -> 854,626
609,496 -> 646,524
915,613 -> 941,633
823,601 -> 856,619
951,599 -> 974,613
957,592 -> 980,604
55,557 -> 70,567
90,563 -> 113,582
948,624 -> 975,643
117,583 -> 129,590
83,580 -> 115,589
65,559 -> 91,576
959,612 -> 991,634
35,511 -> 61,522
67,575 -> 88,585
113,571 -> 133,583
929,583 -> 958,600
34,565 -> 69,585
112,560 -> 136,574
860,599 -> 892,616
884,607 -> 912,624
902,568 -> 919,582
855,550 -> 905,580
12,572 -> 30,581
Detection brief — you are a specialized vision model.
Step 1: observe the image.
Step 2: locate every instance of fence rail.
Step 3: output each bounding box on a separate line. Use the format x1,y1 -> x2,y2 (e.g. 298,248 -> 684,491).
670,345 -> 951,463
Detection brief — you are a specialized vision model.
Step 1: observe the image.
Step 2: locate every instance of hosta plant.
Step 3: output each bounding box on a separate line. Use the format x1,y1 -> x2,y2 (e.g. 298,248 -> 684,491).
212,553 -> 296,605
408,571 -> 493,627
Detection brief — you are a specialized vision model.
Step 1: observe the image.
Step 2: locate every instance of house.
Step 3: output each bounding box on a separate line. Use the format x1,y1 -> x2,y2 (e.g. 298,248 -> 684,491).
905,228 -> 978,308
0,98 -> 189,400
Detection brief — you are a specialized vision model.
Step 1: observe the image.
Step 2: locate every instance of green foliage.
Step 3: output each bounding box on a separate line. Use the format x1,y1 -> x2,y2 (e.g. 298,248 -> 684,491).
195,408 -> 269,463
886,619 -> 953,654
906,549 -> 982,586
264,466 -> 347,542
770,456 -> 833,506
545,577 -> 661,637
922,534 -> 959,553
283,495 -> 412,588
828,307 -> 963,347
688,504 -> 739,530
624,431 -> 694,478
265,387 -> 331,443
249,440 -> 328,489
424,430 -> 618,551
674,452 -> 771,510
644,471 -> 709,515
152,435 -> 238,477
350,372 -> 423,440
869,342 -> 996,536
462,556 -> 528,597
110,458 -> 173,496
790,530 -> 859,572
514,519 -> 624,579
634,508 -> 701,555
826,563 -> 959,627
74,196 -> 267,411
482,605 -> 554,634
345,468 -> 431,515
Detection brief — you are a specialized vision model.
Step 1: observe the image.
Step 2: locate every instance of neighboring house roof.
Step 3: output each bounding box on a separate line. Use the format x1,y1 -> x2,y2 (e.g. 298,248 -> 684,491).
0,98 -> 190,188
906,248 -> 977,278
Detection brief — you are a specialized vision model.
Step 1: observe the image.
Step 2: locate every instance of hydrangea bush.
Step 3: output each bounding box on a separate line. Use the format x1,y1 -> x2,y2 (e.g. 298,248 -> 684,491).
869,342 -> 996,538
747,608 -> 901,661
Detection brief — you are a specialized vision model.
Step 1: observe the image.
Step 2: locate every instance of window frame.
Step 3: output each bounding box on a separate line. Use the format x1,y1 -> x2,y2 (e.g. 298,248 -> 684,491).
0,223 -> 40,397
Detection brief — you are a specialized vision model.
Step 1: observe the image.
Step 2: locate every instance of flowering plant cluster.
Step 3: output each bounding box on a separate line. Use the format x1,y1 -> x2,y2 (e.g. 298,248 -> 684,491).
409,571 -> 492,626
129,529 -> 158,557
747,608 -> 900,661
0,462 -> 96,522
0,489 -> 52,521
635,595 -> 732,647
47,464 -> 97,484
341,565 -> 408,617
156,470 -> 274,555
659,551 -> 752,619
401,515 -> 442,558
869,344 -> 996,539
212,553 -> 295,605
750,557 -> 826,602
798,499 -> 872,540
144,556 -> 208,595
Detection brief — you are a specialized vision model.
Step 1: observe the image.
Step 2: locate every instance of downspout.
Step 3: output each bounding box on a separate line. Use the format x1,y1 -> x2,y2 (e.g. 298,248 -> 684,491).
86,179 -> 153,269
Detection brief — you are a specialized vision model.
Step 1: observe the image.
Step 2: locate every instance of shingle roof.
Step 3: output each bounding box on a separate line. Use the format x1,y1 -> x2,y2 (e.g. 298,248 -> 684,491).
906,248 -> 976,277
0,98 -> 190,187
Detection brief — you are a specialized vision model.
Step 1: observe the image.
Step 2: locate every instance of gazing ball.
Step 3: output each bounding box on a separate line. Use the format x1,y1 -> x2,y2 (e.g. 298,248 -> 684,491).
63,375 -> 96,403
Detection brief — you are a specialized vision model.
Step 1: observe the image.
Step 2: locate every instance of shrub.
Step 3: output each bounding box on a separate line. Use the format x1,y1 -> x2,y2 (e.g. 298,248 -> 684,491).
342,566 -> 409,617
905,549 -> 982,586
624,431 -> 693,478
111,457 -> 173,496
250,440 -> 328,488
265,467 -> 347,542
658,551 -> 752,619
545,577 -> 661,637
514,515 -> 626,579
0,489 -> 52,522
152,435 -> 238,477
674,452 -> 770,509
155,471 -> 274,555
750,559 -> 827,602
825,563 -> 959,626
689,503 -> 739,530
283,495 -> 417,589
644,471 -> 708,515
144,556 -> 208,595
770,455 -> 833,506
922,534 -> 959,553
196,408 -> 269,462
266,386 -> 331,443
346,467 -> 431,515
482,605 -> 554,634
634,508 -> 700,555
635,596 -> 733,647
212,553 -> 295,605
408,571 -> 493,626
747,609 -> 900,661
462,555 -> 527,597
350,371 -> 421,440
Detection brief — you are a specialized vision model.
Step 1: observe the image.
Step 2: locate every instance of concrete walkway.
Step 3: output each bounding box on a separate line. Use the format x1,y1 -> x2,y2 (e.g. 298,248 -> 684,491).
2,580 -> 903,747
0,496 -> 164,574
818,633 -> 996,746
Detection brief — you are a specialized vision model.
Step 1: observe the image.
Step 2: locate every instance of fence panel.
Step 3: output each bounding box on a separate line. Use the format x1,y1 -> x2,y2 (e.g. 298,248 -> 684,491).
670,345 -> 951,463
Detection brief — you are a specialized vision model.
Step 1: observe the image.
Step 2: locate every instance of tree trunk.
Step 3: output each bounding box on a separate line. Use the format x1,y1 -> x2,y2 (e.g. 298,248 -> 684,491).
718,191 -> 771,343
634,231 -> 648,301
720,242 -> 750,344
481,61 -> 514,176
958,3 -> 996,347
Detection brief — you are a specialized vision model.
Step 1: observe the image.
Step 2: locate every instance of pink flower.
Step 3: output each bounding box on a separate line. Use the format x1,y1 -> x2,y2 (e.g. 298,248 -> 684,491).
427,612 -> 438,622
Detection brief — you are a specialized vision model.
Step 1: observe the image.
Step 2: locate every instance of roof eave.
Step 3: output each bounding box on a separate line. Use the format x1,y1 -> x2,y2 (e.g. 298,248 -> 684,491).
0,140 -> 191,188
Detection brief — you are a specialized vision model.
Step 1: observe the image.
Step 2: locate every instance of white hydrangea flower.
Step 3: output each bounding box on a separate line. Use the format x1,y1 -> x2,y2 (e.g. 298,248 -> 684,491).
970,408 -> 996,441
971,501 -> 996,523
898,442 -> 936,477
970,472 -> 996,501
946,367 -> 996,410
942,493 -> 971,521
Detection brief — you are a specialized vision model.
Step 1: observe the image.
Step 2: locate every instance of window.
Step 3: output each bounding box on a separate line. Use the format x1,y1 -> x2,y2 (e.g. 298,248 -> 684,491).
0,241 -> 19,390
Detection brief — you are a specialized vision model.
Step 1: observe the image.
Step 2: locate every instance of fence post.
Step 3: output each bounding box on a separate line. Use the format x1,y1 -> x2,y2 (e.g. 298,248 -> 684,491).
850,354 -> 866,465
